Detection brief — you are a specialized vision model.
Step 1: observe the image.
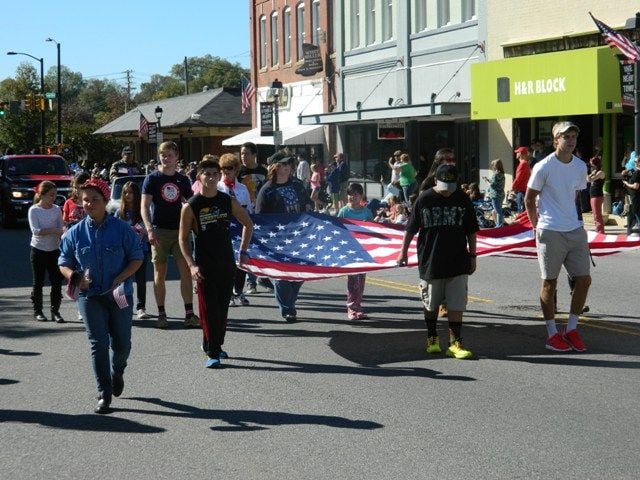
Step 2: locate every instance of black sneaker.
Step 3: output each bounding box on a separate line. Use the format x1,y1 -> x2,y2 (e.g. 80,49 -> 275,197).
284,314 -> 297,323
112,374 -> 124,397
94,396 -> 112,414
51,311 -> 65,323
34,312 -> 47,322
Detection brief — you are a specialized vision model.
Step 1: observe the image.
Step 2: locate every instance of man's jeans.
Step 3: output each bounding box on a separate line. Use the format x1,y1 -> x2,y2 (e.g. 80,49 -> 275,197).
273,280 -> 303,317
515,191 -> 525,213
77,294 -> 133,399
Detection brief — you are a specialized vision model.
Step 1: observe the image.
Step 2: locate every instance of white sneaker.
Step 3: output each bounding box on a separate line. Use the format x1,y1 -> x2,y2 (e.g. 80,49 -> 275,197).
77,312 -> 83,321
137,308 -> 151,319
229,296 -> 238,307
245,285 -> 257,295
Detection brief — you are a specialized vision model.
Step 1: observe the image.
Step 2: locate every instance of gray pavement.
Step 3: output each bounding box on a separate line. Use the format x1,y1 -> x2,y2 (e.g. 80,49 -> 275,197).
1,224 -> 640,479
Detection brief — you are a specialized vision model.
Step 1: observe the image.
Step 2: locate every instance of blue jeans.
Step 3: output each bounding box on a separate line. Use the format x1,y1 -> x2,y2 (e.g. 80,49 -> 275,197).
77,294 -> 133,399
273,280 -> 303,317
515,191 -> 525,213
401,182 -> 416,204
491,197 -> 505,227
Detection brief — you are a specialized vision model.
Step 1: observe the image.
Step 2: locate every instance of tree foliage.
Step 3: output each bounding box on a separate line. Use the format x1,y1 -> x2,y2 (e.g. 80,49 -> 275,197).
0,55 -> 247,160
135,55 -> 247,103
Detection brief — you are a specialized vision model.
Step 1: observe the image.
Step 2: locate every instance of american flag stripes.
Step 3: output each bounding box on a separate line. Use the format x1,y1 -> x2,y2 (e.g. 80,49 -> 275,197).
241,77 -> 256,114
590,13 -> 640,64
138,113 -> 149,138
229,212 -> 640,281
112,283 -> 129,309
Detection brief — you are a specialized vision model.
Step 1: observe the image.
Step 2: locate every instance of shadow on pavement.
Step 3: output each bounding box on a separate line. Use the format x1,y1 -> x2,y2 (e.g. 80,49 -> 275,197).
121,397 -> 384,432
0,379 -> 19,385
225,356 -> 475,381
0,348 -> 41,356
0,409 -> 165,433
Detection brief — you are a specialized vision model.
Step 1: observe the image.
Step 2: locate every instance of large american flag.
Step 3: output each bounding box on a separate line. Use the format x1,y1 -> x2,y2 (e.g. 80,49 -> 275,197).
590,13 -> 640,64
230,212 -> 640,281
231,213 -> 416,281
241,77 -> 256,114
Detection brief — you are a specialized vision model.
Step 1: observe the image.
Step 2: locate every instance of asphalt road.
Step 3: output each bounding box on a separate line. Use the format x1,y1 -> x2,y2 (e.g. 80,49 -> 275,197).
1,223 -> 639,479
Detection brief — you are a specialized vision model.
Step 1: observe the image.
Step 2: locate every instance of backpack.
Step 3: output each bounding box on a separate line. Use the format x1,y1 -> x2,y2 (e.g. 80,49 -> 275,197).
612,200 -> 623,216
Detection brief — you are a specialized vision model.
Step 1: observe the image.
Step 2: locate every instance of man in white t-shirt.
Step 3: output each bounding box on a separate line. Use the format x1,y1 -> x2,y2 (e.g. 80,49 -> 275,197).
524,121 -> 591,353
296,155 -> 311,193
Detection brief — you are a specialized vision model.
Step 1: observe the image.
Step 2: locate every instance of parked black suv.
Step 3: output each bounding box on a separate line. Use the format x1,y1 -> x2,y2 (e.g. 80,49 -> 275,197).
0,155 -> 73,227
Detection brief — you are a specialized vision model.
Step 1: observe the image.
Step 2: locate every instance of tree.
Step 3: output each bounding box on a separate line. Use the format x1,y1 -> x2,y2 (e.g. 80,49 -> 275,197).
0,63 -> 43,153
134,55 -> 248,103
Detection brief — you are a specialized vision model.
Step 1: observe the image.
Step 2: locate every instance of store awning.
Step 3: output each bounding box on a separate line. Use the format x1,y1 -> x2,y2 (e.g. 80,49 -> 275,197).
298,102 -> 470,125
222,124 -> 325,146
471,46 -> 624,120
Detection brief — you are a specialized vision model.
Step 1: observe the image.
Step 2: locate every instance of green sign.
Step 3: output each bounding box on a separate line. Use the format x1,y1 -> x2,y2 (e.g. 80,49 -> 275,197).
471,46 -> 623,120
45,92 -> 56,99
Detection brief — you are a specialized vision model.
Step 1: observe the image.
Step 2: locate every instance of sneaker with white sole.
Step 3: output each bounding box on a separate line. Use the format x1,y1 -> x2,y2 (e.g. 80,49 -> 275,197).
245,285 -> 257,295
229,296 -> 238,307
137,308 -> 151,320
238,294 -> 250,306
562,328 -> 587,352
545,332 -> 572,352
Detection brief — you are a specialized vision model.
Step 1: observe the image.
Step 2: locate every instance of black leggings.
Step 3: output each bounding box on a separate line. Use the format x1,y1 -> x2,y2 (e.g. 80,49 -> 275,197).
30,247 -> 63,314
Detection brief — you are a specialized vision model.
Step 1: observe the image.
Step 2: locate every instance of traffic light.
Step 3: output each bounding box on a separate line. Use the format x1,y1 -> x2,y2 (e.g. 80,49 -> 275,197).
0,102 -> 7,118
24,94 -> 34,111
35,94 -> 45,112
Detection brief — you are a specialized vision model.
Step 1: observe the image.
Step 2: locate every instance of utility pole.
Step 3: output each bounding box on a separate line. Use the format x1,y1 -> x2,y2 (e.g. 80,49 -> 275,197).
184,56 -> 189,95
124,69 -> 132,112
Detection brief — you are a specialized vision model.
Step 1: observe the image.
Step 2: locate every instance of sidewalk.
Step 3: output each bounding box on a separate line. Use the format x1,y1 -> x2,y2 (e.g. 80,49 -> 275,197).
582,212 -> 629,235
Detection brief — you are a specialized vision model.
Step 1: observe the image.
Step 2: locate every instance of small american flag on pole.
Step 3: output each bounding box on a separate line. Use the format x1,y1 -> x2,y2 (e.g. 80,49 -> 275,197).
241,76 -> 256,114
138,113 -> 149,138
590,12 -> 640,64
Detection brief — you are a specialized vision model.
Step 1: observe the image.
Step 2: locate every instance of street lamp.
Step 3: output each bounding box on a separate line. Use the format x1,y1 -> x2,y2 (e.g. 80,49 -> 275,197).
45,37 -> 61,144
154,106 -> 163,130
270,79 -> 283,151
7,51 -> 45,152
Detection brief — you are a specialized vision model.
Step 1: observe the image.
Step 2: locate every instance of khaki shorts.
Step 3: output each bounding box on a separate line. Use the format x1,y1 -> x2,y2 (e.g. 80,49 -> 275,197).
339,182 -> 348,202
151,228 -> 184,264
419,275 -> 468,312
536,227 -> 590,280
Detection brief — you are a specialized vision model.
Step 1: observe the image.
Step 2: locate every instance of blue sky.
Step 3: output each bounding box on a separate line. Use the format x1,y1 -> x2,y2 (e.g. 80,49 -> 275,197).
0,0 -> 250,90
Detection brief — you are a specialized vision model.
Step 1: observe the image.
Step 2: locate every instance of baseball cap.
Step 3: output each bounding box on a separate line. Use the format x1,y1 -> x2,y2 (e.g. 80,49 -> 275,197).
552,121 -> 580,137
122,146 -> 133,155
80,178 -> 111,201
267,152 -> 294,166
514,146 -> 528,154
435,164 -> 458,193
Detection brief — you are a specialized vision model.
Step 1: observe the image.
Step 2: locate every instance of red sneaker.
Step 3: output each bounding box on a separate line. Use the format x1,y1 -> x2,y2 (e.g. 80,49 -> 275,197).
563,328 -> 587,352
545,333 -> 572,352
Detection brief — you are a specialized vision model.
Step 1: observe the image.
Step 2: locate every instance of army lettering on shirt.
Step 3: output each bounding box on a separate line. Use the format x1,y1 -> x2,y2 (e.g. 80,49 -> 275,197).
421,206 -> 467,228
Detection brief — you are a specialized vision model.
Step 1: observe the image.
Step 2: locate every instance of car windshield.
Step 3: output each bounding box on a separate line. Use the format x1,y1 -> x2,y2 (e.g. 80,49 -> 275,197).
6,158 -> 70,176
111,176 -> 145,200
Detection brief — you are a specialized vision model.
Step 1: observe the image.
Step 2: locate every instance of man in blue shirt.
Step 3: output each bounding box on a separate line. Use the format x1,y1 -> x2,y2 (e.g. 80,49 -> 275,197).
59,178 -> 143,414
